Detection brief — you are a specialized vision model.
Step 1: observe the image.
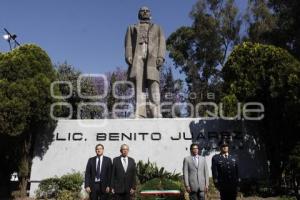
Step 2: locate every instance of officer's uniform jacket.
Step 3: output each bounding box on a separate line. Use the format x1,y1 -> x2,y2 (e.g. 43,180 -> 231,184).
211,153 -> 239,187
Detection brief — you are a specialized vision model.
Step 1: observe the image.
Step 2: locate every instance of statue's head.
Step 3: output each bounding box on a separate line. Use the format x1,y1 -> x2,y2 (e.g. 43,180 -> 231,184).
138,6 -> 151,21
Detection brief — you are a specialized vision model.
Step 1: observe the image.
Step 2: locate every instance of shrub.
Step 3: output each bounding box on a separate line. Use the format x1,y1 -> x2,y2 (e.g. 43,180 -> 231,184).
137,160 -> 181,184
35,177 -> 60,199
57,190 -> 75,200
35,172 -> 83,199
278,196 -> 297,200
59,172 -> 83,193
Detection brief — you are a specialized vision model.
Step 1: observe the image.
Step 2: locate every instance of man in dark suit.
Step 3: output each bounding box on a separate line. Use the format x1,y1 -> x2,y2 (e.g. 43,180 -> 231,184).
211,140 -> 240,200
85,144 -> 112,200
111,144 -> 137,200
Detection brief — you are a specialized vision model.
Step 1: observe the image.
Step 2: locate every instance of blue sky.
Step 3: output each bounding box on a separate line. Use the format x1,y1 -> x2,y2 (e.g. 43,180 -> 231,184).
0,0 -> 247,76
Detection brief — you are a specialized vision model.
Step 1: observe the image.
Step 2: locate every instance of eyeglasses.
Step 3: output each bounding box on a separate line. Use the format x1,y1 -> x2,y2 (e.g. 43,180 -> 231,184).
140,10 -> 150,12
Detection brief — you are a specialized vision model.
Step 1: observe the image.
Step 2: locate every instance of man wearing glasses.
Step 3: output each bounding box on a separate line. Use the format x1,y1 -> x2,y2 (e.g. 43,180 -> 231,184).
183,143 -> 209,200
111,144 -> 137,200
84,144 -> 112,200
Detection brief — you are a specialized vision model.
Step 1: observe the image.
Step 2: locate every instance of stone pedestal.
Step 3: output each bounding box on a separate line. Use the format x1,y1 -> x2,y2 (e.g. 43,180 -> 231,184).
29,118 -> 267,197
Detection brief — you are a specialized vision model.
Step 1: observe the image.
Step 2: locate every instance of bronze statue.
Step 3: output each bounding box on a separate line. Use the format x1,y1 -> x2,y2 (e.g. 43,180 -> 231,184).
125,6 -> 166,118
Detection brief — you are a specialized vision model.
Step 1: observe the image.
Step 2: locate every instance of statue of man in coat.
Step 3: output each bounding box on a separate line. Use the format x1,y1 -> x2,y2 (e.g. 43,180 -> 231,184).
125,6 -> 166,118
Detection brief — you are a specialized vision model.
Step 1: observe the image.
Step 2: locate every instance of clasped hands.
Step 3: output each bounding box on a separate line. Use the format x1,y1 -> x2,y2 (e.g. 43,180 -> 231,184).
85,186 -> 110,193
111,188 -> 135,194
185,186 -> 208,193
126,57 -> 164,67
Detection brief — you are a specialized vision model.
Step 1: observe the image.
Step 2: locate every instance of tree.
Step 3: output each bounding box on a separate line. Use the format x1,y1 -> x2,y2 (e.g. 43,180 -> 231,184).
105,67 -> 134,118
0,44 -> 58,197
56,62 -> 101,119
107,72 -> 117,116
246,0 -> 300,59
268,0 -> 300,58
160,66 -> 183,117
222,42 -> 300,191
244,0 -> 277,43
167,0 -> 242,109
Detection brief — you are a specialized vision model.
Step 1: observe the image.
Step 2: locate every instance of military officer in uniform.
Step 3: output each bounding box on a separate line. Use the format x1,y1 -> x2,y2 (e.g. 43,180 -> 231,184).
211,140 -> 240,200
125,6 -> 166,118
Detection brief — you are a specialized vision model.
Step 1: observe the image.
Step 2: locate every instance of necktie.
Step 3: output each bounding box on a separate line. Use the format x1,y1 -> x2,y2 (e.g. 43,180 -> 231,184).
123,157 -> 127,171
96,156 -> 101,180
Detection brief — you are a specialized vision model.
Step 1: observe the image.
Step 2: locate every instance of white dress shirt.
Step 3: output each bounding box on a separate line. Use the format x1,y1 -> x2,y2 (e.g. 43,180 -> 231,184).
193,155 -> 199,166
223,153 -> 229,158
121,156 -> 128,172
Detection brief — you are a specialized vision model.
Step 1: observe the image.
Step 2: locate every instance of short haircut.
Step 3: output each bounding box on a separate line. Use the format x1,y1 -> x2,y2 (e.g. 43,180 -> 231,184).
95,144 -> 104,150
120,144 -> 129,150
190,143 -> 199,150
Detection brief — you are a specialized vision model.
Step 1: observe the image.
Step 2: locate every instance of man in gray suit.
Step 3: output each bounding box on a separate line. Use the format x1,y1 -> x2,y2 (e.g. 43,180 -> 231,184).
183,143 -> 209,200
125,6 -> 166,118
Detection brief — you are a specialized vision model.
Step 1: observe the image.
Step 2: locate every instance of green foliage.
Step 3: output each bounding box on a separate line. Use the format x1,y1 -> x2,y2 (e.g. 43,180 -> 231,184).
207,177 -> 219,197
59,172 -> 83,192
167,0 -> 242,106
222,42 -> 300,189
36,172 -> 83,199
136,160 -> 181,184
56,62 -> 100,119
278,196 -> 297,200
160,66 -> 183,118
57,190 -> 76,200
35,177 -> 60,198
0,44 -> 57,136
141,178 -> 182,191
0,44 -> 59,196
107,72 -> 117,115
245,0 -> 277,43
223,42 -> 300,114
105,67 -> 133,118
270,0 -> 300,59
220,94 -> 239,117
136,178 -> 184,200
246,0 -> 300,59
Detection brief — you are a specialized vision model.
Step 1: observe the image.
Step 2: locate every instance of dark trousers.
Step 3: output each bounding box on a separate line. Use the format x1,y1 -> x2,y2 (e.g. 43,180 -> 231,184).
219,186 -> 237,200
114,192 -> 131,200
189,190 -> 205,200
90,182 -> 108,200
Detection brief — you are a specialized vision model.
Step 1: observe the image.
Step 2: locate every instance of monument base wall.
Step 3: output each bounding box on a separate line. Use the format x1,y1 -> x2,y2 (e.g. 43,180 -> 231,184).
29,118 -> 267,197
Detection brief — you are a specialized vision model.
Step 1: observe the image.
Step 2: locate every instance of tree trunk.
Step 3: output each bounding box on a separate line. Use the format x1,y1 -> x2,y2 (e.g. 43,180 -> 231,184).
19,176 -> 28,197
18,133 -> 32,198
